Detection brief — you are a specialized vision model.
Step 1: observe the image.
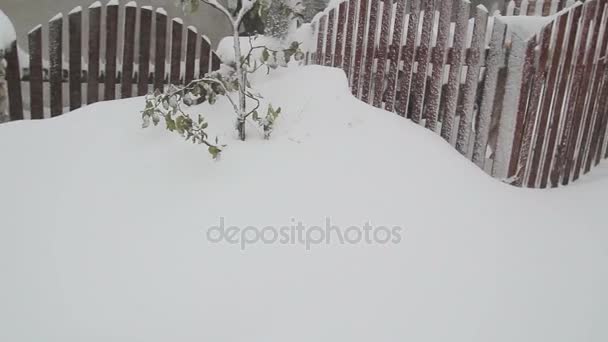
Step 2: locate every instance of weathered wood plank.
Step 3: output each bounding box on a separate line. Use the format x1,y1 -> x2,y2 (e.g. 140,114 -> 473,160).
440,0 -> 470,142
185,26 -> 197,84
409,0 -> 435,122
351,0 -> 369,97
87,3 -> 101,104
396,0 -> 421,116
138,6 -> 153,96
121,3 -> 137,98
372,0 -> 394,108
333,2 -> 348,68
455,6 -> 489,156
472,19 -> 507,168
383,0 -> 407,112
154,8 -> 168,92
315,15 -> 326,65
69,7 -> 82,110
104,2 -> 119,100
170,18 -> 183,85
342,0 -> 358,81
5,41 -> 23,121
28,26 -> 44,119
49,14 -> 63,117
360,0 -> 379,103
199,36 -> 211,77
423,0 -> 452,130
211,52 -> 221,71
324,9 -> 336,66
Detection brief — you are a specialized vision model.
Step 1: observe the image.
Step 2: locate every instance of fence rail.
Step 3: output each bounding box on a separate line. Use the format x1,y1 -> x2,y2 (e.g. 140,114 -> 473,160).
3,0 -> 222,121
310,0 -> 608,188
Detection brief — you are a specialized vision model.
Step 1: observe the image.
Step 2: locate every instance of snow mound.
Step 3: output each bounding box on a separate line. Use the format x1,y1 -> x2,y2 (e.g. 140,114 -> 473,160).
0,9 -> 16,51
0,66 -> 607,342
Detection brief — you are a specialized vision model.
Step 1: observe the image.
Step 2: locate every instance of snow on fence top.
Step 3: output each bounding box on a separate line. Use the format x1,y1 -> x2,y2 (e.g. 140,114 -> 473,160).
0,9 -> 17,52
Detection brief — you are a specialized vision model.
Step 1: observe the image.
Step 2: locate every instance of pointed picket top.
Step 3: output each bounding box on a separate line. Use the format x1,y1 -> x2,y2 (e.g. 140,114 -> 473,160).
49,13 -> 63,22
89,1 -> 102,9
69,6 -> 83,14
28,24 -> 42,35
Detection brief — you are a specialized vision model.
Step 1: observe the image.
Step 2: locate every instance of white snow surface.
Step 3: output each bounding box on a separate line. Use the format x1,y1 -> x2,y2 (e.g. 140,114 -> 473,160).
0,66 -> 607,342
0,9 -> 17,51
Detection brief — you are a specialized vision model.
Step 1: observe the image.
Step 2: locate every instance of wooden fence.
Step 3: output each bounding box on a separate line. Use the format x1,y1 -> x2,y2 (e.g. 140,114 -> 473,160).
310,0 -> 608,188
3,0 -> 222,121
504,0 -> 570,16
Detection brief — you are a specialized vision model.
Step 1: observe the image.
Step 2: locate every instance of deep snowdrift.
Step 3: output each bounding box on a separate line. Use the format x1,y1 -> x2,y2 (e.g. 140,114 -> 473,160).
0,66 -> 606,342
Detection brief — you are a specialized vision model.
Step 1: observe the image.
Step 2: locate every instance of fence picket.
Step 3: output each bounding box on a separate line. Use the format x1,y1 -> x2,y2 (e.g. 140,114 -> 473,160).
104,2 -> 119,101
154,8 -> 168,92
423,0 -> 452,130
396,0 -> 421,116
324,9 -> 336,67
28,26 -> 43,119
315,15 -> 327,65
351,0 -> 369,97
69,7 -> 82,110
138,6 -> 153,96
199,36 -> 212,77
5,41 -> 23,121
383,0 -> 407,112
372,0 -> 394,108
185,26 -> 197,84
121,3 -> 137,98
360,0 -> 380,103
455,6 -> 489,156
87,3 -> 101,104
333,2 -> 348,68
342,0 -> 358,81
49,14 -> 63,117
170,18 -> 183,85
440,0 -> 470,142
409,0 -> 435,122
473,19 -> 507,168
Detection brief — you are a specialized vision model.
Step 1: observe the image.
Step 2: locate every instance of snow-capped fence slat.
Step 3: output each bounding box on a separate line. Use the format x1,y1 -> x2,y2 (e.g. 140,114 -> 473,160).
409,0 -> 435,122
472,19 -> 507,168
28,26 -> 44,120
360,0 -> 380,104
185,27 -> 197,85
138,6 -> 153,96
104,3 -> 119,101
383,0 -> 407,112
542,5 -> 583,188
69,8 -> 82,110
423,0 -> 453,130
170,19 -> 183,86
199,36 -> 212,78
528,14 -> 569,188
372,0 -> 394,108
5,41 -> 23,121
455,6 -> 489,156
440,0 -> 470,142
154,9 -> 168,92
351,0 -> 369,97
505,0 -> 567,16
315,15 -> 326,65
121,4 -> 137,99
49,15 -> 63,117
342,0 -> 358,82
87,4 -> 101,104
589,8 -> 608,168
324,9 -> 336,67
396,0 -> 421,117
333,2 -> 348,68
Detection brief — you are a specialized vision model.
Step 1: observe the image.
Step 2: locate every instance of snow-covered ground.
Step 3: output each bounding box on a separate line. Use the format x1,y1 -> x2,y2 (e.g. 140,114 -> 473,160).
0,66 -> 607,342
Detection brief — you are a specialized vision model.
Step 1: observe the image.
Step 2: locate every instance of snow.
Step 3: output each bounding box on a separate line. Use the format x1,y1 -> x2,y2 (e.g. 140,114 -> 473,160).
68,6 -> 82,15
126,1 -> 137,7
89,1 -> 102,8
173,18 -> 183,25
49,13 -> 63,22
0,66 -> 607,341
0,9 -> 17,51
156,7 -> 167,15
498,15 -> 553,39
107,0 -> 119,6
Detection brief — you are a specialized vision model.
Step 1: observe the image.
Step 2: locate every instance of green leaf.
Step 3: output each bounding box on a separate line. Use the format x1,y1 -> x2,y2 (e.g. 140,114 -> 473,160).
262,49 -> 270,62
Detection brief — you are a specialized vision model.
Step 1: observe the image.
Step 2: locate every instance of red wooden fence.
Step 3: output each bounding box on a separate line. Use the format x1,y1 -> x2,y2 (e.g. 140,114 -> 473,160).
311,0 -> 608,188
2,0 -> 222,122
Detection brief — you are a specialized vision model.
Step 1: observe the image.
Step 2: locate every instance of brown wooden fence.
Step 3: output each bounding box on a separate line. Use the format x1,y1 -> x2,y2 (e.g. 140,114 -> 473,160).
3,1 -> 222,121
504,0 -> 570,16
310,0 -> 608,188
